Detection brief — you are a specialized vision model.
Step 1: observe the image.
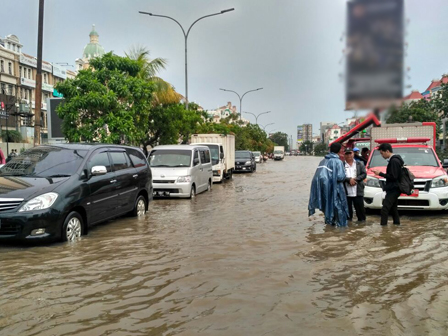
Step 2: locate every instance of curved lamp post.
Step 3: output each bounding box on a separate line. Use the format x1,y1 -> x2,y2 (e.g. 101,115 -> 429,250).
219,87 -> 263,120
243,110 -> 271,125
139,8 -> 234,110
261,123 -> 275,131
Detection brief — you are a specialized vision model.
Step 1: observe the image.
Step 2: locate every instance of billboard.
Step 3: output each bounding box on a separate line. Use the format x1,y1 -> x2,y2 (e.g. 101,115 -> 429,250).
46,98 -> 65,140
297,125 -> 304,143
346,0 -> 404,109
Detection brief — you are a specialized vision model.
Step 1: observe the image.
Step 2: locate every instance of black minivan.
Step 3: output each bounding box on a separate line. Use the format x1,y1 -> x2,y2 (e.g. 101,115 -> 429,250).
0,144 -> 152,243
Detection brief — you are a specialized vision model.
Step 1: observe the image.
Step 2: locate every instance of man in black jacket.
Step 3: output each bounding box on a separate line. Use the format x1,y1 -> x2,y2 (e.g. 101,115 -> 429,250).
372,143 -> 404,226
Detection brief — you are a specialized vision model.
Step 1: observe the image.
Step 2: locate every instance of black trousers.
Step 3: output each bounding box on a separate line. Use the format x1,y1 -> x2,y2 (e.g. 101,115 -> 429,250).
347,196 -> 366,221
381,189 -> 401,225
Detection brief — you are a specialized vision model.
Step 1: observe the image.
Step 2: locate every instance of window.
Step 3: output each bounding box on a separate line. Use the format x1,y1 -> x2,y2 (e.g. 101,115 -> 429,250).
8,62 -> 12,75
8,85 -> 13,96
28,69 -> 31,79
199,150 -> 206,164
0,60 -> 4,72
1,84 -> 5,94
43,73 -> 47,83
203,150 -> 211,164
127,149 -> 147,168
19,66 -> 22,77
193,151 -> 199,166
23,67 -> 26,77
20,88 -> 24,99
88,152 -> 111,173
110,152 -> 131,171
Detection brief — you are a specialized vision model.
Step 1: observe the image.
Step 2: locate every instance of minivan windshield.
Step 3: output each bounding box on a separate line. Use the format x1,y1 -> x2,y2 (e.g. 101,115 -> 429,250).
236,152 -> 251,159
149,149 -> 192,167
274,150 -> 283,154
369,147 -> 439,168
0,147 -> 87,177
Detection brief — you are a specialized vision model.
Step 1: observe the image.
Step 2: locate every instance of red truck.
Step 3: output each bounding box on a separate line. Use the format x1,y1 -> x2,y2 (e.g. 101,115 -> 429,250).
364,122 -> 448,210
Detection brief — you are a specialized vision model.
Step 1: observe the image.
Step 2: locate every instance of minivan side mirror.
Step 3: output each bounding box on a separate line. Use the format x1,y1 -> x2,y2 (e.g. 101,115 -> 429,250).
91,165 -> 107,176
193,158 -> 200,166
220,152 -> 224,159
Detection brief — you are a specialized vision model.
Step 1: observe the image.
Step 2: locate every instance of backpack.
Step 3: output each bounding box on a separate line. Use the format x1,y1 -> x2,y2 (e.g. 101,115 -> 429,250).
399,165 -> 415,195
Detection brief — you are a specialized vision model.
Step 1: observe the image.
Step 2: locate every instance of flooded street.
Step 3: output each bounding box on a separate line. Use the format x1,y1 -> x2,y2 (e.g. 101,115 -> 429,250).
1,156 -> 448,336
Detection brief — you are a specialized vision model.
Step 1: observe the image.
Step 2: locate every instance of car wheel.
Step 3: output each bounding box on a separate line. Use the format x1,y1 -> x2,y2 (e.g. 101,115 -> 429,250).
189,185 -> 196,199
131,195 -> 147,217
228,169 -> 233,179
62,211 -> 83,242
207,180 -> 212,192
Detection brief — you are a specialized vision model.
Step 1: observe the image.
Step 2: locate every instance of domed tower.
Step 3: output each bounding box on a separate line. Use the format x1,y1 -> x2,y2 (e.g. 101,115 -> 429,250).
75,25 -> 106,70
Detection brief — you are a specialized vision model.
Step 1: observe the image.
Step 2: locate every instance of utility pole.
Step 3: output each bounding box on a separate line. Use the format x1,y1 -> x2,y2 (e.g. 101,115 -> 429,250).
34,0 -> 45,146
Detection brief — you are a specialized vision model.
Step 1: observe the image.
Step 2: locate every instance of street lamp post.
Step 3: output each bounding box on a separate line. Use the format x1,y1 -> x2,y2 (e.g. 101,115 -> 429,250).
243,110 -> 271,125
260,123 -> 275,132
219,88 -> 263,120
139,8 -> 234,110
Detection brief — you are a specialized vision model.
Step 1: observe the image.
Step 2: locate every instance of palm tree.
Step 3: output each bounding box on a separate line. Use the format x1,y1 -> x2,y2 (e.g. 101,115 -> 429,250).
125,46 -> 182,105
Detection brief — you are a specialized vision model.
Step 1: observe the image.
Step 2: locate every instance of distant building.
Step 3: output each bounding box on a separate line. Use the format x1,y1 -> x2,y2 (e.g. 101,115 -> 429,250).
75,25 -> 106,71
320,121 -> 336,143
324,124 -> 341,143
207,102 -> 249,124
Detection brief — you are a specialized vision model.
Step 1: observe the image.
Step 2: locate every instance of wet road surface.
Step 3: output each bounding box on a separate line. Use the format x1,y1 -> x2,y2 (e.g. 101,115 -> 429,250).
1,156 -> 448,336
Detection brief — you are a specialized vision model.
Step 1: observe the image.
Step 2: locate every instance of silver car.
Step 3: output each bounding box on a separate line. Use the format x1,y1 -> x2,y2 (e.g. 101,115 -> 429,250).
252,151 -> 262,163
149,145 -> 213,198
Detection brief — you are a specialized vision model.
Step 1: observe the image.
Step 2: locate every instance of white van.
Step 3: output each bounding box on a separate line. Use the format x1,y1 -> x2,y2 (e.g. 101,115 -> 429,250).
148,145 -> 213,198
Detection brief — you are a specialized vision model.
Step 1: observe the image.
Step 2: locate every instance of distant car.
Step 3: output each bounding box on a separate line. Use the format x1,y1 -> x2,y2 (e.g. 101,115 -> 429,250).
235,150 -> 256,173
252,151 -> 262,163
285,152 -> 291,156
0,144 -> 152,243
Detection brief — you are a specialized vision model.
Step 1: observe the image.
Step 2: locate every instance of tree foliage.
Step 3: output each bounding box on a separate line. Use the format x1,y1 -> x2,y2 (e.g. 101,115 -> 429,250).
299,140 -> 314,155
269,132 -> 289,151
55,52 -> 154,145
313,142 -> 328,156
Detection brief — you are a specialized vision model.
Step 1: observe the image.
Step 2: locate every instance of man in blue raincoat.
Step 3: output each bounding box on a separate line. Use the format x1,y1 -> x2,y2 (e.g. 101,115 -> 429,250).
308,142 -> 349,227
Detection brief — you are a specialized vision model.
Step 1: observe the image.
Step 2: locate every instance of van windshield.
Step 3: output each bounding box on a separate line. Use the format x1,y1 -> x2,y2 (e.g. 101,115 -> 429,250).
369,147 -> 439,168
0,147 -> 87,177
203,145 -> 219,165
274,150 -> 283,154
149,150 -> 192,167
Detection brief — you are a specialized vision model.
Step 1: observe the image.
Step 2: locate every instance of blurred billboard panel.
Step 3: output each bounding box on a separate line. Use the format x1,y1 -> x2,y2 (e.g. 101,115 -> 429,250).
346,0 -> 404,109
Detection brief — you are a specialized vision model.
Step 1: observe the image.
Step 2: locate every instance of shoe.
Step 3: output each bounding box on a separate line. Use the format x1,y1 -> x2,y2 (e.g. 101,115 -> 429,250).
357,220 -> 366,223
393,222 -> 400,225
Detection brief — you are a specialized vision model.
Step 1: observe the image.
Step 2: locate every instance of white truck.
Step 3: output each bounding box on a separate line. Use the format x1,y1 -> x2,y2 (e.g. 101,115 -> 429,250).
190,134 -> 235,183
273,146 -> 285,160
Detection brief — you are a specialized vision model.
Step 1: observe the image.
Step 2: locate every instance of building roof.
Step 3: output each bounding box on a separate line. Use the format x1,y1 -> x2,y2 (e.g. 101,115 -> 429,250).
403,90 -> 423,100
89,24 -> 99,37
83,43 -> 105,59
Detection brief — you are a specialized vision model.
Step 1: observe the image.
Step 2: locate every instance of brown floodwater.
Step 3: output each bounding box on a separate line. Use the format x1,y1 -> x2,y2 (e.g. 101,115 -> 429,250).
1,156 -> 447,336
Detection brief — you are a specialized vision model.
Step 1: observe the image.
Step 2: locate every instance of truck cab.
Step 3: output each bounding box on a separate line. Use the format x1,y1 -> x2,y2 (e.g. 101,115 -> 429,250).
364,138 -> 448,210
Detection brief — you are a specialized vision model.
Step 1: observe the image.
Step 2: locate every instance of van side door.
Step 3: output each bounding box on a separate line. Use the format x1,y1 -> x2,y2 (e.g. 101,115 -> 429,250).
191,149 -> 201,191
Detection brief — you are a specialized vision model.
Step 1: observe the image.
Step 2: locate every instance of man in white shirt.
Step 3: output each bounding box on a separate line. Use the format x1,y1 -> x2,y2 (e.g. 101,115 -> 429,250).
344,148 -> 367,222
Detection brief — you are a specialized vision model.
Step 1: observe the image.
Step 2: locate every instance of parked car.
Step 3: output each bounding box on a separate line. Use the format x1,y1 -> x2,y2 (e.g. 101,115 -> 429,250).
235,150 -> 256,173
0,144 -> 152,243
149,145 -> 213,198
252,151 -> 262,163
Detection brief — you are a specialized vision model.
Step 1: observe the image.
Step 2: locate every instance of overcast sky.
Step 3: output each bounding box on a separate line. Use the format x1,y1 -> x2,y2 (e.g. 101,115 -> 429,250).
2,0 -> 448,145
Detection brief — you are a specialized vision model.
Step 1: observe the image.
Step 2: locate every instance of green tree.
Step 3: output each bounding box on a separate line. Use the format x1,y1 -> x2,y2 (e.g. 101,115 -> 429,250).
313,142 -> 328,156
299,140 -> 314,155
269,132 -> 289,150
125,46 -> 182,106
55,52 -> 154,145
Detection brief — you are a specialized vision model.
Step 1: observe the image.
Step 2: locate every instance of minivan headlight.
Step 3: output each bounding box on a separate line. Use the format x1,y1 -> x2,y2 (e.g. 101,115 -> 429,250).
19,192 -> 58,212
177,175 -> 192,183
366,176 -> 381,188
245,161 -> 252,165
431,175 -> 448,188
